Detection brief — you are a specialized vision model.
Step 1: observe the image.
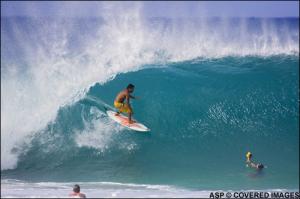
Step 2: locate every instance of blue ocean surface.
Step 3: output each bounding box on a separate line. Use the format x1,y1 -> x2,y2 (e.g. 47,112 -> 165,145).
1,14 -> 299,197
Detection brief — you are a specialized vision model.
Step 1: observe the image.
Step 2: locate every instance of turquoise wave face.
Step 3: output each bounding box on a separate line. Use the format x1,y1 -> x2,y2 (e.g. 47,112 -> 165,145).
2,55 -> 299,190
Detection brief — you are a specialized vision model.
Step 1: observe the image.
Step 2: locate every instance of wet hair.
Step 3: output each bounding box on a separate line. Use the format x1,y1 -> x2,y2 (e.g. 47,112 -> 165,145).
127,84 -> 135,89
73,184 -> 80,193
257,163 -> 264,169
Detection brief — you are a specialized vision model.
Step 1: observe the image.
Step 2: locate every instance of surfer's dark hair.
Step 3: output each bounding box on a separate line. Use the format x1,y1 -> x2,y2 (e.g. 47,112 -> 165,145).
127,84 -> 135,89
73,184 -> 80,193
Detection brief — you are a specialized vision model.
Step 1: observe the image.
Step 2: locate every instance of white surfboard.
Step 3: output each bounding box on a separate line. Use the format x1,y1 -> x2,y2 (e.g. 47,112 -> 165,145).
106,110 -> 150,132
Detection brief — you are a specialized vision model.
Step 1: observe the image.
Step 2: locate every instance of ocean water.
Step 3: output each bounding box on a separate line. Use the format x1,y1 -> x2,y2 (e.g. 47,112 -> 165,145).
1,9 -> 299,198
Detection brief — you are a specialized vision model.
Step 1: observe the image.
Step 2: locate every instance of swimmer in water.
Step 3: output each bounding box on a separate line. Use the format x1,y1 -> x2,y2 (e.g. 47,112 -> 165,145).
69,184 -> 86,198
246,152 -> 264,170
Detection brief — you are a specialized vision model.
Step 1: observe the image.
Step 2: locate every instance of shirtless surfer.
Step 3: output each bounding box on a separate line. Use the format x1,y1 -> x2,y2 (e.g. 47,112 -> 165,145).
114,84 -> 137,124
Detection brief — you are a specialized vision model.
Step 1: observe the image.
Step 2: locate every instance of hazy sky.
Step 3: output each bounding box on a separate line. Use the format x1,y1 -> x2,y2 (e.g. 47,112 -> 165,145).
1,1 -> 299,18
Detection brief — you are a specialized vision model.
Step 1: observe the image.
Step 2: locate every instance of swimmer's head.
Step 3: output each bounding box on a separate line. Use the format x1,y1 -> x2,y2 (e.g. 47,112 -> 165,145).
257,163 -> 264,170
246,152 -> 252,160
73,184 -> 80,193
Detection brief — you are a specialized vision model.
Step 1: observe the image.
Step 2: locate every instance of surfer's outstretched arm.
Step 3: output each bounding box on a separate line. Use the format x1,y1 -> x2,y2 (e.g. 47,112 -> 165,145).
130,95 -> 139,99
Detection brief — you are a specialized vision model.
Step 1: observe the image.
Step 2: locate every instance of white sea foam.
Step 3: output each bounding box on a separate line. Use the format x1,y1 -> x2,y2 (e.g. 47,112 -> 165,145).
1,179 -> 298,198
74,106 -> 139,153
1,2 -> 299,170
1,4 -> 153,170
75,107 -> 121,152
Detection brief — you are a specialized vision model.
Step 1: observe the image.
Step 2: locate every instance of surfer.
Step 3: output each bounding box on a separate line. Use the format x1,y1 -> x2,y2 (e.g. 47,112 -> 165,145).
69,184 -> 86,198
246,152 -> 264,170
114,84 -> 137,124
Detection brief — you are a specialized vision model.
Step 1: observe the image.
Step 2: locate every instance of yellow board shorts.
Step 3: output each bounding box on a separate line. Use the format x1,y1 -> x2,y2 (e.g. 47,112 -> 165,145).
114,101 -> 132,114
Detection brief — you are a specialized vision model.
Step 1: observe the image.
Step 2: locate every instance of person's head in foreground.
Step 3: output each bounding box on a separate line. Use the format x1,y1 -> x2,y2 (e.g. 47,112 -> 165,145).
127,83 -> 135,93
69,184 -> 86,198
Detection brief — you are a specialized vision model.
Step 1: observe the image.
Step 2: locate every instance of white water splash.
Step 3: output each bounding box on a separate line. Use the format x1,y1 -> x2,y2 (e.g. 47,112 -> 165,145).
1,2 -> 299,170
